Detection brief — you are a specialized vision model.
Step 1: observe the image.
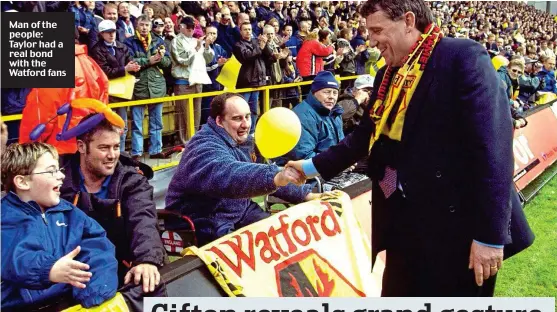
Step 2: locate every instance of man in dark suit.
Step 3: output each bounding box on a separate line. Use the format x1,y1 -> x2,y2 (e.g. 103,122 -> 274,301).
287,0 -> 534,296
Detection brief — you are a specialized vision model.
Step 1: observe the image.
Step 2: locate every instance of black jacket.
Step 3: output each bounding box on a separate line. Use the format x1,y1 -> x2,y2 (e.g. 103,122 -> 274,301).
311,38 -> 534,294
60,153 -> 164,285
90,40 -> 133,80
233,38 -> 275,88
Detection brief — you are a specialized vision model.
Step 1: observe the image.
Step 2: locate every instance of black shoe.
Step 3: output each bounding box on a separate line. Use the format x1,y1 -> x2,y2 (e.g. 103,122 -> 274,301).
150,153 -> 170,159
131,155 -> 141,162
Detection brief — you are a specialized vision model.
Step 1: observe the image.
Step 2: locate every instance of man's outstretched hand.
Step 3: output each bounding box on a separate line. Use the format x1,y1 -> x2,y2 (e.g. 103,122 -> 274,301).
285,160 -> 305,176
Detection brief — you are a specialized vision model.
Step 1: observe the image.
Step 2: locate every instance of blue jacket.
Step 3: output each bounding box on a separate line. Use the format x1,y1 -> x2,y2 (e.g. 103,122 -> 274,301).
1,88 -> 31,115
284,35 -> 303,59
277,93 -> 344,165
536,67 -> 557,94
270,11 -> 286,30
213,22 -> 236,55
204,43 -> 230,92
282,62 -> 300,99
256,5 -> 272,22
70,5 -> 95,31
351,34 -> 370,75
165,118 -> 311,239
1,192 -> 118,309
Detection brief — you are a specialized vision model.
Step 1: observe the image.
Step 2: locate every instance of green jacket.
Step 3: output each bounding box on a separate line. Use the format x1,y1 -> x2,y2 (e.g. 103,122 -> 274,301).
125,34 -> 171,99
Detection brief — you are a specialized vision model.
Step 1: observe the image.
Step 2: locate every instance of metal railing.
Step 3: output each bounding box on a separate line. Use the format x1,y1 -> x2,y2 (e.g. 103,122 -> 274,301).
1,75 -> 360,171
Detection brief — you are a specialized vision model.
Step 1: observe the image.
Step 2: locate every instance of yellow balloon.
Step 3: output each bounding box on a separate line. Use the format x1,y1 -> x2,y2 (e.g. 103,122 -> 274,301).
492,55 -> 508,71
255,107 -> 302,159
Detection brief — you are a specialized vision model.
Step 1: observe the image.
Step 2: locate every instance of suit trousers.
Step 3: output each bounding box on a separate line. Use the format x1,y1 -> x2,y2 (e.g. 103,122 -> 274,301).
380,190 -> 497,297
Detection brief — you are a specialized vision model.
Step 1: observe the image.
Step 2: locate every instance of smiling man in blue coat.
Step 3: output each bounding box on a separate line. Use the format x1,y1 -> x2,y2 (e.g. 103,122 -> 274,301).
165,93 -> 319,246
287,0 -> 534,296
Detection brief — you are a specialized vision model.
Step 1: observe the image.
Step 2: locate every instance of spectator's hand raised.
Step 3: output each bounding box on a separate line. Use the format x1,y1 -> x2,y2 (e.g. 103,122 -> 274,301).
279,48 -> 290,59
149,54 -> 162,64
196,36 -> 206,50
354,89 -> 369,105
258,34 -> 268,48
356,44 -> 367,53
336,47 -> 345,56
205,35 -> 215,46
77,26 -> 89,34
124,263 -> 161,293
125,61 -> 141,73
217,56 -> 228,66
49,246 -> 92,289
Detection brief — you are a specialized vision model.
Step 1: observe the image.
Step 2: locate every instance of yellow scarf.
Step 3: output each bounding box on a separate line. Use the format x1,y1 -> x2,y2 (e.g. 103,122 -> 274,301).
136,30 -> 152,53
368,23 -> 442,151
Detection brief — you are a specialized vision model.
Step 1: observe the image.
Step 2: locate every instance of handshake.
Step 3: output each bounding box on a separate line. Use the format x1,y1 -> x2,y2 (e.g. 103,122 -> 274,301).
274,161 -> 326,202
274,166 -> 306,187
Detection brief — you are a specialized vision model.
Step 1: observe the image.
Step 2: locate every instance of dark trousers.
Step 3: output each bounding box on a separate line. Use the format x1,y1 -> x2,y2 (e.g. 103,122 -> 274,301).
380,190 -> 497,296
196,202 -> 270,246
381,247 -> 497,296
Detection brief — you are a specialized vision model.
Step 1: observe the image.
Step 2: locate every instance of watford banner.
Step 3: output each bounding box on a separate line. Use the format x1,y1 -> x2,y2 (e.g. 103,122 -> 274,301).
184,191 -> 379,297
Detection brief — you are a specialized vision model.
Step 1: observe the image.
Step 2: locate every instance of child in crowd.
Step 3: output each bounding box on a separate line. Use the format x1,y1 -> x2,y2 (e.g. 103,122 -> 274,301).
280,53 -> 302,108
1,142 -> 118,309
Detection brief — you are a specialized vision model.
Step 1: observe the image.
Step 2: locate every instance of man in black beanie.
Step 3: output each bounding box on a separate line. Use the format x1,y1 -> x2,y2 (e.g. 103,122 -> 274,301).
275,71 -> 344,165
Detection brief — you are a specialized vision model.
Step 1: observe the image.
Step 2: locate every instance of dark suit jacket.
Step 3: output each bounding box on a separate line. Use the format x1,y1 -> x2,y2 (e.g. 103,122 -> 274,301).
312,38 -> 534,269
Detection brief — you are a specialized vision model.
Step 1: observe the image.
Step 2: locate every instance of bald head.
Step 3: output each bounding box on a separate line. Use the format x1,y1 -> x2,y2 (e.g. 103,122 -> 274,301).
237,13 -> 249,25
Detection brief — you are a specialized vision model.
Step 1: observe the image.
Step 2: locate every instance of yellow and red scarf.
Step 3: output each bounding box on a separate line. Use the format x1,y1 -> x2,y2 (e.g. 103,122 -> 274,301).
136,30 -> 152,53
369,23 -> 442,150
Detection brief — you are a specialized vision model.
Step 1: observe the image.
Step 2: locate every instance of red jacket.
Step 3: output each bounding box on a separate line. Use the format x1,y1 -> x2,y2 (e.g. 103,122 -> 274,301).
19,45 -> 109,155
296,40 -> 334,77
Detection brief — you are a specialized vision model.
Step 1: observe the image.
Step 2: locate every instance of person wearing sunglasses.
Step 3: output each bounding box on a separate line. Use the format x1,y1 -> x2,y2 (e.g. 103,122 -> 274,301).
497,58 -> 528,129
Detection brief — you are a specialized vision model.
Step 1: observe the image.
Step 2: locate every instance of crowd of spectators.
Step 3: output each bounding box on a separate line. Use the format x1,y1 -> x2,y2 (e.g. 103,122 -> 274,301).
3,1 -> 557,151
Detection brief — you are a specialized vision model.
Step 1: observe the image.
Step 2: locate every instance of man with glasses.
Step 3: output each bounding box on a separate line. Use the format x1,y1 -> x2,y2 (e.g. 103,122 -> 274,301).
275,71 -> 344,165
287,0 -> 534,296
